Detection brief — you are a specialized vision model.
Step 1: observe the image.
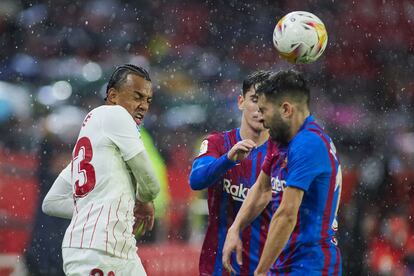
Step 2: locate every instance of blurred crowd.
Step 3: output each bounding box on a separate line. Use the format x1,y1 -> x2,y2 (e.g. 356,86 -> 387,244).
0,0 -> 413,275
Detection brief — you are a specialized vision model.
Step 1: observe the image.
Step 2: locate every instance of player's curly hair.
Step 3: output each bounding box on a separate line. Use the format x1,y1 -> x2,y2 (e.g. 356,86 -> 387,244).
105,64 -> 151,101
256,69 -> 310,107
242,70 -> 271,96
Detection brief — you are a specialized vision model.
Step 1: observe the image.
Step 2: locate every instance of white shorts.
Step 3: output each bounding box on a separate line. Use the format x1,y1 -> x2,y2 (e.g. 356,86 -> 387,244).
62,248 -> 147,276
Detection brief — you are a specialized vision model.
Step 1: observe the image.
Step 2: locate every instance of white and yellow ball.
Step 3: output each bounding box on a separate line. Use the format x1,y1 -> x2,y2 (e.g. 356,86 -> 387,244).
273,11 -> 328,64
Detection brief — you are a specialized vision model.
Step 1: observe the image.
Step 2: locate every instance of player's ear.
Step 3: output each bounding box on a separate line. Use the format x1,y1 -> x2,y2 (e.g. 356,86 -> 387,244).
280,101 -> 293,118
237,94 -> 244,110
106,88 -> 118,105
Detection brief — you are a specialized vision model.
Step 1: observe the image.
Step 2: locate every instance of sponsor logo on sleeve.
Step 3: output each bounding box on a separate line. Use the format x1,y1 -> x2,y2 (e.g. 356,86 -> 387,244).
198,140 -> 208,156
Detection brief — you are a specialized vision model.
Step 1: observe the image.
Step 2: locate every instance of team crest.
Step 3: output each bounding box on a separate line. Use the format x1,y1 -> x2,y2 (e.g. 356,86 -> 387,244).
198,140 -> 208,156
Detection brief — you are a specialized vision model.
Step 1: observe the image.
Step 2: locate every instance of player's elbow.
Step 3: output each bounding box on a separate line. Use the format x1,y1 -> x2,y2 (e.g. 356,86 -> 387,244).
41,197 -> 53,216
189,171 -> 206,190
278,206 -> 298,224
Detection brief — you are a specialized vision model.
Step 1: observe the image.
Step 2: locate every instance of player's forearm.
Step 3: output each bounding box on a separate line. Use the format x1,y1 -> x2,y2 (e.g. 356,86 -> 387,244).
231,180 -> 271,232
189,154 -> 237,190
127,151 -> 160,202
256,208 -> 297,273
42,196 -> 74,219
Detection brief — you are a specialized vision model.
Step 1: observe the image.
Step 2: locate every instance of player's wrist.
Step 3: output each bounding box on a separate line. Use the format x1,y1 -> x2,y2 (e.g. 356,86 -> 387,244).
226,151 -> 240,163
226,151 -> 236,162
255,264 -> 269,275
229,224 -> 240,234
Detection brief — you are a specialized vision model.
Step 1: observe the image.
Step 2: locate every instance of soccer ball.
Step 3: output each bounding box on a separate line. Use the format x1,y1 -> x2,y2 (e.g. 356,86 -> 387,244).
273,11 -> 328,64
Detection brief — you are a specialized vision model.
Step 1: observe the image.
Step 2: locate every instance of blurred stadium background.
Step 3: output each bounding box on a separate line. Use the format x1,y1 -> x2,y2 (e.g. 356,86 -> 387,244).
0,0 -> 413,275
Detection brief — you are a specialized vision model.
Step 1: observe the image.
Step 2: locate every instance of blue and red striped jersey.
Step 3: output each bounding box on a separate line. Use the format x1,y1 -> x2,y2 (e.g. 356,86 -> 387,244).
262,115 -> 342,275
191,128 -> 272,276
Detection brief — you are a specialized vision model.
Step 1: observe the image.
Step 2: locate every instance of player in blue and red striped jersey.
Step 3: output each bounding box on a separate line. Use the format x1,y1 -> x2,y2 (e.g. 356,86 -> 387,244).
189,71 -> 274,275
223,70 -> 342,275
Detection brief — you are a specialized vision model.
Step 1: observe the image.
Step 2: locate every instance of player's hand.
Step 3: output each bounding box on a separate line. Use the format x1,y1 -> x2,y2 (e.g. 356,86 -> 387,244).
133,200 -> 155,238
222,226 -> 243,274
227,139 -> 256,162
254,271 -> 267,276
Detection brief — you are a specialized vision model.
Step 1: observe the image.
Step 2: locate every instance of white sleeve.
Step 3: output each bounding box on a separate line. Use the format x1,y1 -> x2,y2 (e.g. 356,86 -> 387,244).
42,164 -> 74,219
126,151 -> 160,202
102,106 -> 145,161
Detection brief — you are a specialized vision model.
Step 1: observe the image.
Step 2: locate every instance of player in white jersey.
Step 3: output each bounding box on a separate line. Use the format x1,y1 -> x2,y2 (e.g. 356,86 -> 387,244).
42,64 -> 160,276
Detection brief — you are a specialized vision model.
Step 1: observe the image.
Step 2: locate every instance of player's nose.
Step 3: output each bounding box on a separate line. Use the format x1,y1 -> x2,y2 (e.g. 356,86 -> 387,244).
137,101 -> 150,112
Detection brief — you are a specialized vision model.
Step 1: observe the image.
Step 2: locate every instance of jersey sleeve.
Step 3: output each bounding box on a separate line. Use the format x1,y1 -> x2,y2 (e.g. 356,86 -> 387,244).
189,132 -> 238,190
60,162 -> 72,183
42,163 -> 74,219
261,139 -> 278,176
102,106 -> 145,161
195,132 -> 225,159
285,133 -> 327,191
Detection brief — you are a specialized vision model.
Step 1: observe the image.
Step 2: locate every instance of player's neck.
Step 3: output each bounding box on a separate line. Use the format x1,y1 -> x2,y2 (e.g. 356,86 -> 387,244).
288,110 -> 310,142
239,125 -> 269,146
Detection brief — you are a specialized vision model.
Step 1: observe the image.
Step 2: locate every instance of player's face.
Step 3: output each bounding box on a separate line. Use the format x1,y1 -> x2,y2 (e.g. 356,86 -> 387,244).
257,94 -> 290,144
110,74 -> 153,125
238,88 -> 266,132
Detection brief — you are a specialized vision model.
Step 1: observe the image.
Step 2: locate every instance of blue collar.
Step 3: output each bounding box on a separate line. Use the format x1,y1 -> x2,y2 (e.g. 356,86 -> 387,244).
298,115 -> 315,132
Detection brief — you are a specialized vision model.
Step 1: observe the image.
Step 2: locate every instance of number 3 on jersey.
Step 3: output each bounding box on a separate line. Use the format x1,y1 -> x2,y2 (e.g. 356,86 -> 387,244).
72,137 -> 96,197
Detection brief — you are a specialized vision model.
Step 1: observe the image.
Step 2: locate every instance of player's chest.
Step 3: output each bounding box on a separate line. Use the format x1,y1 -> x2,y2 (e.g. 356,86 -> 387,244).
220,149 -> 265,202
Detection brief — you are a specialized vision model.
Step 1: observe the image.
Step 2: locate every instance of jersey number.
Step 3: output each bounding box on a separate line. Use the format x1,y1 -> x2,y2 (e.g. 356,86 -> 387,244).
329,141 -> 342,232
72,137 -> 96,197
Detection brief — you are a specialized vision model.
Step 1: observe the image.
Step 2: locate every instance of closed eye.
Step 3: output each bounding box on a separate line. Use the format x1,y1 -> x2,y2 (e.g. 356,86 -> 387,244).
134,91 -> 143,99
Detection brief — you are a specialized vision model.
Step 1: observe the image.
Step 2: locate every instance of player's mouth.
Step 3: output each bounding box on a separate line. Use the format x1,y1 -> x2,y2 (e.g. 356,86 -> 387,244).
253,115 -> 265,124
134,113 -> 144,125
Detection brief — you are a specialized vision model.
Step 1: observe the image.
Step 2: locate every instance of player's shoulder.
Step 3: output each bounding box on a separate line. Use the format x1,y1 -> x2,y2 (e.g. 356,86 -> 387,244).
289,128 -> 327,155
94,105 -> 129,116
198,129 -> 235,154
204,130 -> 227,142
98,105 -> 135,125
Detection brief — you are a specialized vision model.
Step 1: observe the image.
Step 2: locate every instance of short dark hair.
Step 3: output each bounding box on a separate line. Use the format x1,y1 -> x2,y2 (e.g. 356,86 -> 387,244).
242,70 -> 271,96
105,64 -> 151,100
256,69 -> 310,107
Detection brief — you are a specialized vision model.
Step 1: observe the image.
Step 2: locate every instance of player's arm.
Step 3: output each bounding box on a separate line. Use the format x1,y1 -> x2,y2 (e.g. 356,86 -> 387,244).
222,171 -> 272,273
255,187 -> 303,275
189,155 -> 237,190
102,106 -> 160,202
42,164 -> 74,219
255,134 -> 326,275
231,171 -> 272,230
127,152 -> 160,237
189,139 -> 256,190
103,106 -> 160,236
126,151 -> 160,202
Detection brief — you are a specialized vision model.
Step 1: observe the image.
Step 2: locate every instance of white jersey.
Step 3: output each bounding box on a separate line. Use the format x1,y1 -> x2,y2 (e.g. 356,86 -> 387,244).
61,105 -> 144,259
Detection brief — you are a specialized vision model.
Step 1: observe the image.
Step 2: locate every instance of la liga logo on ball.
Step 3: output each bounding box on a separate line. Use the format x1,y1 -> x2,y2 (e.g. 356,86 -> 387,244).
273,11 -> 328,64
